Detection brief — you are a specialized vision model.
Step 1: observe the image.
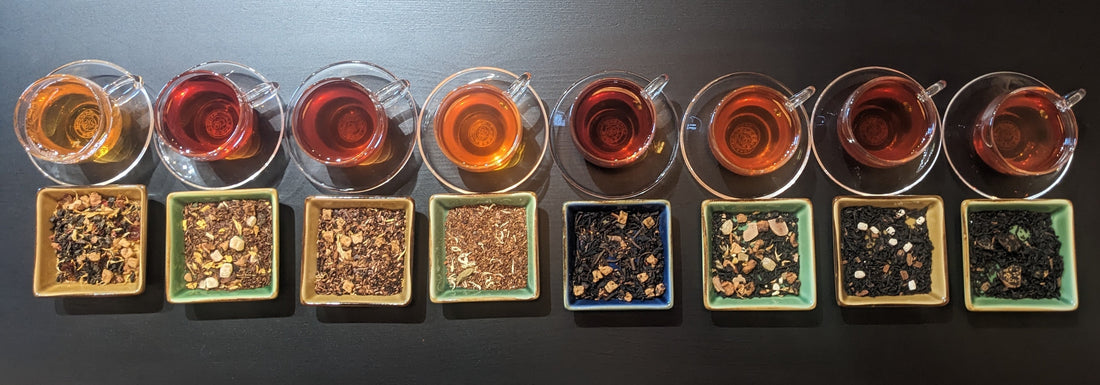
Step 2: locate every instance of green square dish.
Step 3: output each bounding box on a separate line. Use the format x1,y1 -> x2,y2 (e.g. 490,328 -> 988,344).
701,199 -> 816,311
165,188 -> 279,304
428,192 -> 539,303
962,199 -> 1077,312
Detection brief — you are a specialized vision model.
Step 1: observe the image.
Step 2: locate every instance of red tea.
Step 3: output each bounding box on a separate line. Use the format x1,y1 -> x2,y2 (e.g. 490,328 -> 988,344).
434,84 -> 522,172
571,78 -> 655,168
708,85 -> 800,175
839,77 -> 934,167
158,73 -> 258,160
293,79 -> 387,166
974,87 -> 1071,175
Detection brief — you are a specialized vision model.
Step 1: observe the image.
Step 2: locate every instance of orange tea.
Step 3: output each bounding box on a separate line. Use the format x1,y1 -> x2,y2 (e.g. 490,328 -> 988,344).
434,84 -> 522,172
708,85 -> 801,175
22,75 -> 125,163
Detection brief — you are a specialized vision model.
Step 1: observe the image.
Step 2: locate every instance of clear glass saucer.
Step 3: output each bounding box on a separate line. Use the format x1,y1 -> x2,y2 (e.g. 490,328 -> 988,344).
417,67 -> 548,194
25,60 -> 154,185
551,71 -> 680,199
681,72 -> 813,199
285,61 -> 418,193
942,72 -> 1074,199
811,66 -> 942,196
153,61 -> 284,190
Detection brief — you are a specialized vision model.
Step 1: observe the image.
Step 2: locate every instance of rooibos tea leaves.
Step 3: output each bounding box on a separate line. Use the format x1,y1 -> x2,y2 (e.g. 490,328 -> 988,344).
443,204 -> 528,290
181,199 -> 273,291
570,209 -> 666,301
314,207 -> 406,296
50,192 -> 141,284
840,205 -> 933,296
710,211 -> 800,298
968,210 -> 1064,299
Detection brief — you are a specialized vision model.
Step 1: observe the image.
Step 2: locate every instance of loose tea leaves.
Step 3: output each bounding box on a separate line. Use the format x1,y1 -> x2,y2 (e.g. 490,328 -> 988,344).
570,209 -> 666,301
840,206 -> 933,297
968,210 -> 1063,299
314,207 -> 406,296
182,199 -> 272,291
444,204 -> 528,290
50,192 -> 141,284
710,211 -> 800,298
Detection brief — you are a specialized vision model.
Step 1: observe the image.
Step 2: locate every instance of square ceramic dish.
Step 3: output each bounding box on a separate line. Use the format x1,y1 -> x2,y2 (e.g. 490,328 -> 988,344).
300,196 -> 414,306
701,199 -> 816,311
833,195 -> 948,307
961,199 -> 1077,312
34,185 -> 148,297
428,192 -> 539,303
165,188 -> 279,304
563,200 -> 674,311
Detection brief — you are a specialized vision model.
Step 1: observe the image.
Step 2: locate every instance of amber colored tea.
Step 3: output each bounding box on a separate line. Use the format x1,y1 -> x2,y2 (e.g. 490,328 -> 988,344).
840,77 -> 934,167
293,79 -> 388,166
23,75 -> 125,163
974,87 -> 1071,175
571,78 -> 655,168
434,84 -> 522,172
159,73 -> 258,160
708,86 -> 800,175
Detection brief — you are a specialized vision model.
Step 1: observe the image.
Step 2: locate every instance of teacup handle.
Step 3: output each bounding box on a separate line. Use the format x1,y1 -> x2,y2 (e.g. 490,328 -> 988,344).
375,79 -> 411,109
641,74 -> 670,100
243,81 -> 280,109
505,72 -> 532,103
918,80 -> 947,102
1057,89 -> 1086,112
102,74 -> 144,106
784,86 -> 817,111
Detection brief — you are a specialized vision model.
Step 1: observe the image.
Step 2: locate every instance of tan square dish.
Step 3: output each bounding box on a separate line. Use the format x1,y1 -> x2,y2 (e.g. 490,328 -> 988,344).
832,195 -> 948,307
300,196 -> 414,306
34,185 -> 148,297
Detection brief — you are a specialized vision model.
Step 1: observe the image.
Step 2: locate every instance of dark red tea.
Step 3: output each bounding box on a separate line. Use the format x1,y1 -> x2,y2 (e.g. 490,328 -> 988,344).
293,79 -> 387,166
974,87 -> 1071,175
158,73 -> 257,160
708,85 -> 801,175
571,78 -> 655,168
839,77 -> 934,168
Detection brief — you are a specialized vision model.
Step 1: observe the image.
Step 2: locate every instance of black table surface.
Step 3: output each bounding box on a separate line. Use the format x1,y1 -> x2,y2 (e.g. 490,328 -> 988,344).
1,1 -> 1096,383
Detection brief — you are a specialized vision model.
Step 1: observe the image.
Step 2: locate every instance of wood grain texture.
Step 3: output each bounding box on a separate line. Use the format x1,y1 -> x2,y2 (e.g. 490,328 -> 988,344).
0,1 -> 1097,383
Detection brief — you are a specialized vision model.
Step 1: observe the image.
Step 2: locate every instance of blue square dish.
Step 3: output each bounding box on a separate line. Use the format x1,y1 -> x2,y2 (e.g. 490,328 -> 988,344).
563,200 -> 674,311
